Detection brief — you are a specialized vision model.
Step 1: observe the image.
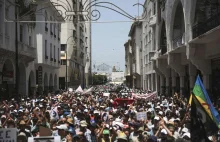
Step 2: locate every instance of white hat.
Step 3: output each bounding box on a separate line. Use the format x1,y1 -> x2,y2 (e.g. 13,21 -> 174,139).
182,132 -> 190,138
155,106 -> 160,109
84,109 -> 88,112
161,129 -> 167,134
154,116 -> 160,120
148,125 -> 154,129
115,118 -> 121,122
10,105 -> 14,108
182,127 -> 188,133
56,125 -> 68,131
158,111 -> 163,115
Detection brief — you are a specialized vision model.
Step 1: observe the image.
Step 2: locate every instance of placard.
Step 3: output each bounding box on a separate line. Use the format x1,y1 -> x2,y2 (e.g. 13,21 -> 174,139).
136,112 -> 147,120
0,128 -> 17,142
28,136 -> 60,142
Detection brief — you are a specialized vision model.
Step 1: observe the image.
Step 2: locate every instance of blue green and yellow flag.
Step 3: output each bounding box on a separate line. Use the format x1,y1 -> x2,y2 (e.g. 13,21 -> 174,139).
192,75 -> 220,128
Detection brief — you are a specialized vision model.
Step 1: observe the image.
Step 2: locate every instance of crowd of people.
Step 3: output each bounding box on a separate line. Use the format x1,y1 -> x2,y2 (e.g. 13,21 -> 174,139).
0,85 -> 204,142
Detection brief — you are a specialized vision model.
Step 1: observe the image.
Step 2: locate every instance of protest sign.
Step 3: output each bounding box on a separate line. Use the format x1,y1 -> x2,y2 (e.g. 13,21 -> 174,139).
28,136 -> 60,142
136,112 -> 147,120
0,128 -> 17,142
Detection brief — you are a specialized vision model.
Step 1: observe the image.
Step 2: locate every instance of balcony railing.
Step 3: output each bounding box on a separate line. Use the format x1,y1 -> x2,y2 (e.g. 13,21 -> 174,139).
193,12 -> 220,39
58,37 -> 60,41
18,42 -> 36,59
50,31 -> 53,36
173,33 -> 185,49
50,58 -> 53,61
54,34 -> 56,38
45,55 -> 48,59
54,59 -> 56,62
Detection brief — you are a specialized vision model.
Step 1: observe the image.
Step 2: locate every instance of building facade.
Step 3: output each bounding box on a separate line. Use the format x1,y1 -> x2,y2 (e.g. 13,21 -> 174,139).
124,40 -> 133,88
128,21 -> 143,89
58,0 -> 92,89
0,0 -> 63,98
126,0 -> 220,99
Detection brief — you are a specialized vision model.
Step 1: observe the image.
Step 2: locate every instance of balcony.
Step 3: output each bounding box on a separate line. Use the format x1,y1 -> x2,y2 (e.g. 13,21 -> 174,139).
54,34 -> 56,38
58,60 -> 60,64
50,58 -> 53,61
149,15 -> 157,27
54,59 -> 56,62
172,33 -> 185,49
193,12 -> 220,39
18,42 -> 36,61
50,31 -> 53,36
58,37 -> 60,41
45,55 -> 48,59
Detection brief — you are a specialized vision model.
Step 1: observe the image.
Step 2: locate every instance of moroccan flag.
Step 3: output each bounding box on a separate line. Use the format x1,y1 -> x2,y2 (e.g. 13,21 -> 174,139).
191,94 -> 215,142
193,75 -> 220,128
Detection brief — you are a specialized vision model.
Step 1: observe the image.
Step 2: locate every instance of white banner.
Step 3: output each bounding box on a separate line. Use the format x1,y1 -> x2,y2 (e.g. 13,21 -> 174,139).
132,91 -> 157,100
75,85 -> 83,93
136,112 -> 147,120
0,128 -> 17,142
28,136 -> 60,142
82,87 -> 94,94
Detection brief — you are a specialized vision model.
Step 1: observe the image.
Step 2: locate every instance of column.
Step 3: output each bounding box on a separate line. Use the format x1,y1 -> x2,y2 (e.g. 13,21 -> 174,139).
189,76 -> 195,91
203,74 -> 210,93
160,75 -> 164,95
171,70 -> 177,95
180,76 -> 185,95
148,75 -> 150,90
155,74 -> 158,93
166,76 -> 170,96
189,62 -> 197,91
151,73 -> 154,91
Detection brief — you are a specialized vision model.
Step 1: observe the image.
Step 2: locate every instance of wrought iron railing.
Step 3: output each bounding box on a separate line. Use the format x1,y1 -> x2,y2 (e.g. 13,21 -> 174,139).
173,32 -> 185,49
193,12 -> 220,39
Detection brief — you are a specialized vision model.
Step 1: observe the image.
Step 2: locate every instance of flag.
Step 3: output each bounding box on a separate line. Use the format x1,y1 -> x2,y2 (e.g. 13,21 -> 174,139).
193,76 -> 220,128
191,94 -> 215,142
75,85 -> 83,93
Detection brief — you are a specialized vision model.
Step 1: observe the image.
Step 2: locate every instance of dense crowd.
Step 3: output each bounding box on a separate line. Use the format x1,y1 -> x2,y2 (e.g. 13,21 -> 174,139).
0,85 -> 195,142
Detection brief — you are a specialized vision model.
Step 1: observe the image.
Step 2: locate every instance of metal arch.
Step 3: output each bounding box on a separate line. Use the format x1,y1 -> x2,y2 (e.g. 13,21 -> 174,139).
4,0 -> 147,23
84,1 -> 147,21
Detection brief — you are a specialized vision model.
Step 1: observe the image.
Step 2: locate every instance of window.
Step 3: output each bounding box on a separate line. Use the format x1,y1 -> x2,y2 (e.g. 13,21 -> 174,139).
29,36 -> 32,46
45,40 -> 47,57
61,59 -> 67,65
54,23 -> 56,36
153,2 -> 156,15
0,5 -> 2,33
61,44 -> 66,51
50,16 -> 53,34
5,8 -> 9,35
85,37 -> 88,44
58,48 -> 60,61
45,11 -> 48,31
54,46 -> 56,60
20,25 -> 23,42
50,43 -> 52,59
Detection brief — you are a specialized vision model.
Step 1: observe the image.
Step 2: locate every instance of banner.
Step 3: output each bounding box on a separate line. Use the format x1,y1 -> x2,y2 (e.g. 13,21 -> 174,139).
82,87 -> 94,94
136,112 -> 147,120
0,128 -> 17,142
132,92 -> 157,100
75,85 -> 83,93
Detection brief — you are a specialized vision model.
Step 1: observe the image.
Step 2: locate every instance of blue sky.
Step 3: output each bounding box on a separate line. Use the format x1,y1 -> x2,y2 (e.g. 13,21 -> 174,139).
91,0 -> 145,71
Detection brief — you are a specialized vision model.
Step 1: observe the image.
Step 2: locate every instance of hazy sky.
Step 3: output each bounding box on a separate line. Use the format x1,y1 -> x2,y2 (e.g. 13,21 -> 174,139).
91,0 -> 145,72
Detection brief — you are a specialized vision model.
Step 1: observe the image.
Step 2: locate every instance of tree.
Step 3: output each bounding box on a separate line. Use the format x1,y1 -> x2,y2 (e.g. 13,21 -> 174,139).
92,75 -> 108,85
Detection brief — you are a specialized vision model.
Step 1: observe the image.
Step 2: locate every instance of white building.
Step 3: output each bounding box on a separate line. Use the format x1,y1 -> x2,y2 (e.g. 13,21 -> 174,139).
111,71 -> 125,84
0,0 -> 63,98
128,21 -> 143,89
83,0 -> 92,88
142,0 -> 157,91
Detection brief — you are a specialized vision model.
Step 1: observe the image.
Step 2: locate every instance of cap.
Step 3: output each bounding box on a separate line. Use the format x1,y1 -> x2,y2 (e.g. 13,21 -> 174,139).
182,132 -> 190,138
80,120 -> 87,127
182,127 -> 188,133
161,129 -> 167,135
154,116 -> 160,121
158,111 -> 163,115
1,115 -> 6,119
84,109 -> 88,112
103,129 -> 110,135
56,125 -> 68,131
